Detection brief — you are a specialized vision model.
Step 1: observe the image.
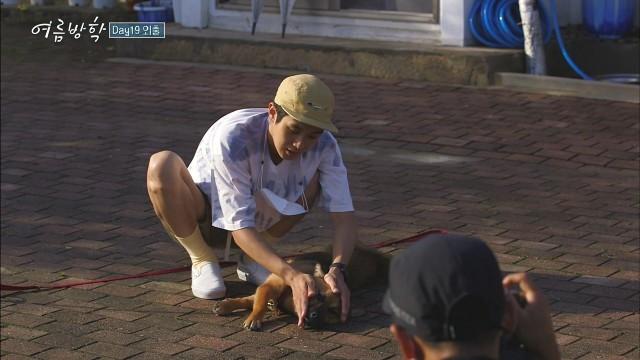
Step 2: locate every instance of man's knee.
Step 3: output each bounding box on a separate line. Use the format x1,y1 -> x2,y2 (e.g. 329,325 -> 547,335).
147,151 -> 181,194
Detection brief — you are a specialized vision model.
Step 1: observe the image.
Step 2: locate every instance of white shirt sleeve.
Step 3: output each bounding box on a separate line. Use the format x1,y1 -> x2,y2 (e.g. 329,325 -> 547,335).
317,137 -> 354,213
211,133 -> 257,231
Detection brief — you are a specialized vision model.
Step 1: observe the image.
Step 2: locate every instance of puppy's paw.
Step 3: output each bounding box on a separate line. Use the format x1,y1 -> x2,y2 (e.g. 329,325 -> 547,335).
243,316 -> 263,331
213,299 -> 236,316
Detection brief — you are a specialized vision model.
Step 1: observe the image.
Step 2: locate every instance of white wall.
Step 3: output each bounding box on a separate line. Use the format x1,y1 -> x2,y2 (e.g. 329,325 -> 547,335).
440,0 -> 474,46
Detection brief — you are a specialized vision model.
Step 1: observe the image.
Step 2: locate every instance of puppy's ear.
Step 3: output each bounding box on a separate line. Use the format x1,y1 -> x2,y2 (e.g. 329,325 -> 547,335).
313,262 -> 325,278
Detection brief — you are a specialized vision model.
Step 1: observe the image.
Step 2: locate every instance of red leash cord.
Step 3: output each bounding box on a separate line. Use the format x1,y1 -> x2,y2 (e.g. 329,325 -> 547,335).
1,229 -> 446,292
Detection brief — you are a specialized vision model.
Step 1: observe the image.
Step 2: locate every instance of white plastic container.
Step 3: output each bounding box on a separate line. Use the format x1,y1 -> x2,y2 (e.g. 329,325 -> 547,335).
181,0 -> 208,28
93,0 -> 115,8
172,0 -> 183,24
68,0 -> 87,6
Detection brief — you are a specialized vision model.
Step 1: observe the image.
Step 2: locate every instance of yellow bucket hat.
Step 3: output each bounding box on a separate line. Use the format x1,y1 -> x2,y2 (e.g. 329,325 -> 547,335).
274,74 -> 338,133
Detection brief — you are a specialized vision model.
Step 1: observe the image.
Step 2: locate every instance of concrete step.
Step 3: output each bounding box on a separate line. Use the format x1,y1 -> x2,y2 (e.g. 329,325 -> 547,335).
495,72 -> 640,103
115,24 -> 524,86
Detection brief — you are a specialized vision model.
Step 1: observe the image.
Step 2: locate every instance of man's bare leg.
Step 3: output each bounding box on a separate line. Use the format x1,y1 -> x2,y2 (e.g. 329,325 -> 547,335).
147,150 -> 226,299
147,150 -> 205,237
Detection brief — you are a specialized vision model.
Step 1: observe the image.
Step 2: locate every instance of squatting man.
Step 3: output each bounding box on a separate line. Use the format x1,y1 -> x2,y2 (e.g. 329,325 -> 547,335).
147,74 -> 358,327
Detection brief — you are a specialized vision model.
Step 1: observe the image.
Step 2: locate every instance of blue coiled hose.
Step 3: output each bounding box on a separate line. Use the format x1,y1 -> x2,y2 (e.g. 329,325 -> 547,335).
469,0 -> 593,80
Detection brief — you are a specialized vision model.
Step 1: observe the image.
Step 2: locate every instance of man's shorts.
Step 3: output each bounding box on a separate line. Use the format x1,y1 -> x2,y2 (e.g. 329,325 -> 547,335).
162,188 -> 230,249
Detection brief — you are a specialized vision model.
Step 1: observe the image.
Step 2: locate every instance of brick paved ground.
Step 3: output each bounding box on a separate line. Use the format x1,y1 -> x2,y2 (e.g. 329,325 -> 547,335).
1,58 -> 638,359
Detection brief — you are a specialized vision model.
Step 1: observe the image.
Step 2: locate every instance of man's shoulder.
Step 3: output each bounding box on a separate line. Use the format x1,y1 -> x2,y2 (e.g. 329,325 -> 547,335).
225,108 -> 268,119
313,131 -> 340,154
208,109 -> 267,139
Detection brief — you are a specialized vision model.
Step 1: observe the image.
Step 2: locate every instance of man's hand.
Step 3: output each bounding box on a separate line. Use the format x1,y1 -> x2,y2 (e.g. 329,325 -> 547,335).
503,273 -> 560,360
324,267 -> 350,322
286,271 -> 316,327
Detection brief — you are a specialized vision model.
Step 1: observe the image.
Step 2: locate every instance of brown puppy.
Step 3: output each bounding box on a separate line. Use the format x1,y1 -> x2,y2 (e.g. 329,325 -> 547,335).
213,244 -> 390,330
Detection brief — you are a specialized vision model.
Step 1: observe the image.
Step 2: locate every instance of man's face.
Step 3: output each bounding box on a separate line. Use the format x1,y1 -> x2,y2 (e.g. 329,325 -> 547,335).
269,108 -> 324,161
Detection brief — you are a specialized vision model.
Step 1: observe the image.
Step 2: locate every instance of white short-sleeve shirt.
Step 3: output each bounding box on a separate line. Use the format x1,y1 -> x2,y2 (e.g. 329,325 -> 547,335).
188,108 -> 354,232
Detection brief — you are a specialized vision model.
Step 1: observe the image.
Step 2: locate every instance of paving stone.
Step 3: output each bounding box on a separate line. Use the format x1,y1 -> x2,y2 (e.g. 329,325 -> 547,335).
228,343 -> 292,359
580,285 -> 637,300
133,291 -> 192,305
93,308 -> 147,321
1,325 -> 48,341
554,333 -> 581,346
180,334 -> 240,351
33,332 -> 96,350
132,338 -> 192,355
226,329 -> 289,346
174,347 -> 243,359
562,338 -> 636,356
131,326 -> 192,343
51,288 -> 107,303
553,313 -> 611,328
589,298 -> 639,312
134,313 -> 193,331
136,303 -> 193,315
46,310 -> 104,325
180,312 -> 239,325
181,323 -> 242,338
91,317 -> 150,334
559,326 -> 622,341
611,331 -> 640,346
92,283 -> 150,298
278,337 -> 340,354
84,329 -> 144,346
139,281 -> 191,294
1,313 -> 55,328
35,348 -> 99,360
128,353 -> 174,360
572,276 -> 629,288
92,295 -> 148,309
0,338 -> 50,356
325,345 -> 393,360
604,319 -> 640,331
324,333 -> 389,349
576,353 -> 630,360
79,342 -> 143,359
35,321 -> 100,338
276,324 -> 336,340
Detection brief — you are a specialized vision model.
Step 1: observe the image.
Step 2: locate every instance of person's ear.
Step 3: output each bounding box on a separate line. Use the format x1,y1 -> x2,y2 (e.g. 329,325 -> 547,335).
267,102 -> 277,124
501,293 -> 519,335
390,324 -> 420,360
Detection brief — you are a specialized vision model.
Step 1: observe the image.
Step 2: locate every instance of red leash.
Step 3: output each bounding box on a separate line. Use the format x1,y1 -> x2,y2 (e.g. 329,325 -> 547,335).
0,229 -> 445,292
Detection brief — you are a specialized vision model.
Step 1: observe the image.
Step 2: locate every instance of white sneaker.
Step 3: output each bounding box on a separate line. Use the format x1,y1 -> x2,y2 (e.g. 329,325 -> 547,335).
191,262 -> 226,299
236,253 -> 271,285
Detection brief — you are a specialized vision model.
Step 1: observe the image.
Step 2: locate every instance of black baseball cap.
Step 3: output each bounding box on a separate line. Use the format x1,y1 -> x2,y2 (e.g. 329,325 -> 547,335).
383,234 -> 505,342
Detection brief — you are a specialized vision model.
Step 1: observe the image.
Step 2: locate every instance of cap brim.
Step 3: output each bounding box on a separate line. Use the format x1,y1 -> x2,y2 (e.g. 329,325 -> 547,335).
382,291 -> 418,336
280,104 -> 339,133
383,290 -> 439,342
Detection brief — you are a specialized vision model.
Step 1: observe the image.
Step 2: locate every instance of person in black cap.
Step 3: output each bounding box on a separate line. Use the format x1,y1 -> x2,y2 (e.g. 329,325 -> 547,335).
383,234 -> 560,360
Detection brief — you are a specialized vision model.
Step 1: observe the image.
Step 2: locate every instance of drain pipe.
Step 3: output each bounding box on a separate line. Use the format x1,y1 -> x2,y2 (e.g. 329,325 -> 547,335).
518,0 -> 546,75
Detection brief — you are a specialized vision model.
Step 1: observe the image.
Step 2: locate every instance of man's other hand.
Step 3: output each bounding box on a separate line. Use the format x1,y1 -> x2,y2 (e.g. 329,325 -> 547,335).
503,273 -> 560,360
325,267 -> 351,323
